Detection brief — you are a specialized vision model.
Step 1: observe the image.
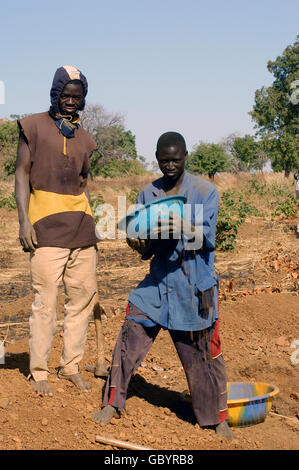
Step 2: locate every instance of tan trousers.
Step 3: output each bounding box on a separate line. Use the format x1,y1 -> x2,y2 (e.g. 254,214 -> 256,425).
29,246 -> 97,381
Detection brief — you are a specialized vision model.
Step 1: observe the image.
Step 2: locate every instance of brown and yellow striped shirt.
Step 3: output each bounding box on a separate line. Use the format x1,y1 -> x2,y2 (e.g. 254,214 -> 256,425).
18,112 -> 99,248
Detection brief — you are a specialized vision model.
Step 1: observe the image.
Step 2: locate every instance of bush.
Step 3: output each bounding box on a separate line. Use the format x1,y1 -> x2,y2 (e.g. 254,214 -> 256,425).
215,208 -> 240,251
271,197 -> 297,218
0,192 -> 17,210
2,157 -> 16,176
127,188 -> 140,204
246,179 -> 267,196
186,142 -> 231,179
90,193 -> 105,223
0,120 -> 19,176
215,189 -> 263,251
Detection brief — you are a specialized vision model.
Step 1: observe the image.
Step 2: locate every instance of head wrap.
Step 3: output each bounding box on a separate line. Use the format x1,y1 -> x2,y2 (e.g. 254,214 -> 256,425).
49,65 -> 88,138
50,65 -> 88,114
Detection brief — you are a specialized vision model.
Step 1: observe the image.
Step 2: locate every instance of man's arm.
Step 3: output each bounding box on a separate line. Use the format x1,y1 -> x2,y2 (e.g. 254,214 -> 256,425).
15,131 -> 37,252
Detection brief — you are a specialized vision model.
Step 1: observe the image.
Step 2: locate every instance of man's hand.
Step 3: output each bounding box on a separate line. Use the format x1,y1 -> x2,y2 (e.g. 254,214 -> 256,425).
151,214 -> 195,239
19,220 -> 38,252
149,214 -> 182,239
151,214 -> 203,249
126,237 -> 152,255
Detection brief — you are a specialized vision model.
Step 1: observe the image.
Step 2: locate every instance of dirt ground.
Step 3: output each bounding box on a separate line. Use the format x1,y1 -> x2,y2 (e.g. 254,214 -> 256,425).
0,187 -> 298,451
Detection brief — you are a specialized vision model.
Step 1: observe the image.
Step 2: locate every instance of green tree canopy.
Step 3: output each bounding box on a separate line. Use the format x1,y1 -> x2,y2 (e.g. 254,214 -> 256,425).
249,36 -> 299,176
232,134 -> 269,172
90,126 -> 143,176
186,142 -> 231,180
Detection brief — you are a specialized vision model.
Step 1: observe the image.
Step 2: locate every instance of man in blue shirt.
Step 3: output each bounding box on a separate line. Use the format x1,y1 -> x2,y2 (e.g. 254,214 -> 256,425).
93,132 -> 233,440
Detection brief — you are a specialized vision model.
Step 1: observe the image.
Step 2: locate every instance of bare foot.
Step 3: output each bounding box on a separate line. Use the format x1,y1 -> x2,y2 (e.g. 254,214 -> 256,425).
30,378 -> 53,397
92,405 -> 119,425
58,372 -> 91,391
215,421 -> 234,440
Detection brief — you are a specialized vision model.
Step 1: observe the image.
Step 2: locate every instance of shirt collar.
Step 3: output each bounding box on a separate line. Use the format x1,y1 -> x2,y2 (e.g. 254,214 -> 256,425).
151,171 -> 190,197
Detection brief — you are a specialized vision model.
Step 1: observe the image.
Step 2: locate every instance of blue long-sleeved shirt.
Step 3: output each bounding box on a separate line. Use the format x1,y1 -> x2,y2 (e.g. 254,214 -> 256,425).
128,171 -> 219,331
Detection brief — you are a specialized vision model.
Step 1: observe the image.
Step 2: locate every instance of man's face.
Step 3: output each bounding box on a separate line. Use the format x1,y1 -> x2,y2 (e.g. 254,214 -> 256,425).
156,144 -> 187,181
59,82 -> 83,116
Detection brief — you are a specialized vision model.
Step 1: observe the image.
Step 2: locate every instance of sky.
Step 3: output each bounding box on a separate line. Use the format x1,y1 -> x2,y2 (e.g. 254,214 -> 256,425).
0,0 -> 298,164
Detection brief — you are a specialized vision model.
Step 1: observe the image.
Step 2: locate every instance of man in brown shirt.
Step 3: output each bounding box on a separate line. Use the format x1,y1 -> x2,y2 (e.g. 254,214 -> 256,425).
15,65 -> 107,396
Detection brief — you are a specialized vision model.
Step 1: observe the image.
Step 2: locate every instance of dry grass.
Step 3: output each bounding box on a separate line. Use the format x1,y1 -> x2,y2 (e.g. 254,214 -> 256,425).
0,170 -> 296,210
87,171 -> 296,210
213,171 -> 295,194
90,173 -> 159,189
88,173 -> 158,207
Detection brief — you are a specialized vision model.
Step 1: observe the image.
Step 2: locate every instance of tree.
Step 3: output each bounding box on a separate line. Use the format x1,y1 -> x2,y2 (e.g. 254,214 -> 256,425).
232,134 -> 269,172
253,142 -> 269,174
90,126 -> 140,176
249,36 -> 299,177
0,119 -> 19,175
186,142 -> 231,180
81,103 -> 144,177
80,104 -> 124,134
219,132 -> 246,173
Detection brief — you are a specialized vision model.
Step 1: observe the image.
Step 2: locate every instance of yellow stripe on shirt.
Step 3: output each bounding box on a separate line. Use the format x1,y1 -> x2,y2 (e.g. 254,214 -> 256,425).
28,189 -> 93,226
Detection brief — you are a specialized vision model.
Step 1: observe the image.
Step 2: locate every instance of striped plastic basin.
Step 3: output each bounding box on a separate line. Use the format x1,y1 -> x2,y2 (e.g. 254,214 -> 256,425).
118,195 -> 187,239
181,381 -> 279,427
226,382 -> 279,427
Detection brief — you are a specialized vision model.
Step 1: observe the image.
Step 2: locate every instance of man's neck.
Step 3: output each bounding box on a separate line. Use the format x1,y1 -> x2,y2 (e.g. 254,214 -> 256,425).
163,171 -> 185,195
49,107 -> 79,123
